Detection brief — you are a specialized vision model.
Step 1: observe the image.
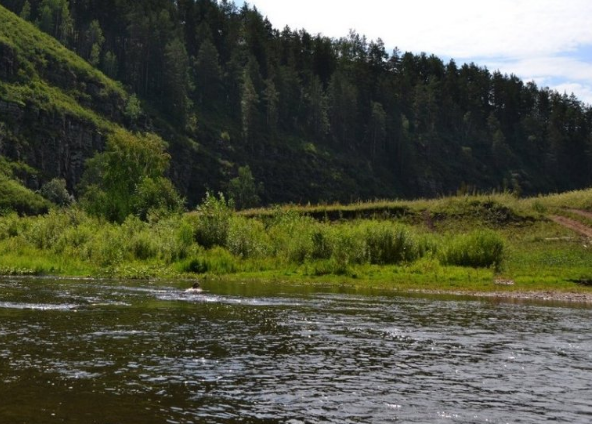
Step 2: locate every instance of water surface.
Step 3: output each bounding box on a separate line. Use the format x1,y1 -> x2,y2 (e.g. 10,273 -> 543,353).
1,277 -> 591,423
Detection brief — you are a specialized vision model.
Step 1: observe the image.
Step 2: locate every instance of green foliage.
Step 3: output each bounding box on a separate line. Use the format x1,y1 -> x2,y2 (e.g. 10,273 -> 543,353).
328,225 -> 366,272
86,20 -> 104,66
227,165 -> 263,210
194,39 -> 222,106
19,1 -> 31,20
227,216 -> 270,258
38,178 -> 73,206
163,37 -> 191,125
440,229 -> 505,270
133,177 -> 184,221
38,0 -> 74,44
0,174 -> 50,216
124,94 -> 142,122
79,129 -> 182,222
192,192 -> 233,248
267,212 -> 318,263
180,247 -> 238,274
241,67 -> 259,143
363,221 -> 420,264
102,50 -> 118,78
2,1 -> 592,211
0,212 -> 26,239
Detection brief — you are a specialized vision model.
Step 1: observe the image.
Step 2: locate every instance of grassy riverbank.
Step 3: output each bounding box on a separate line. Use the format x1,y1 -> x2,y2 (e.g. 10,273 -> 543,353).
1,189 -> 591,296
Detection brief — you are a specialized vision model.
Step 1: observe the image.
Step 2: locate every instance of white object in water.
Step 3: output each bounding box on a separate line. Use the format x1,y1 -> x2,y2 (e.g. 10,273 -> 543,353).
185,282 -> 203,293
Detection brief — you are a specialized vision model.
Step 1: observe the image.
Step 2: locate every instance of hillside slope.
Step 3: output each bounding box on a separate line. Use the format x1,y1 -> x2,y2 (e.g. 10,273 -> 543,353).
0,5 -> 130,190
1,2 -> 592,209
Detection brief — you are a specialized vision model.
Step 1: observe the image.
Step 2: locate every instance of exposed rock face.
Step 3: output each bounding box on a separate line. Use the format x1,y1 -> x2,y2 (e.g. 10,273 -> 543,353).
0,39 -> 124,192
0,101 -> 105,191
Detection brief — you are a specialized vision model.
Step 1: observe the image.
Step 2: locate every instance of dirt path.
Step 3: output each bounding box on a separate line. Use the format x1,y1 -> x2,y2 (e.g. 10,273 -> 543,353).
567,208 -> 592,220
549,214 -> 592,238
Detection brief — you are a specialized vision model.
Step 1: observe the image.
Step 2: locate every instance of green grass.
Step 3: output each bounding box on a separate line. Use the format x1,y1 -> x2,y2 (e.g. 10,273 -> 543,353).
0,189 -> 591,296
0,7 -> 125,97
0,174 -> 50,215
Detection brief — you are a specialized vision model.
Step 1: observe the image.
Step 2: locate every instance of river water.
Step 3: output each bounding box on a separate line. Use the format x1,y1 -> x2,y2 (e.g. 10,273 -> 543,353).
1,277 -> 591,423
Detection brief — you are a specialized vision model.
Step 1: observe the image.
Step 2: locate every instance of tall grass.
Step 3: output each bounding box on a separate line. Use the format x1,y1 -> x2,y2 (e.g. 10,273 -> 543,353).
0,193 -> 516,279
363,221 -> 420,264
439,229 -> 505,270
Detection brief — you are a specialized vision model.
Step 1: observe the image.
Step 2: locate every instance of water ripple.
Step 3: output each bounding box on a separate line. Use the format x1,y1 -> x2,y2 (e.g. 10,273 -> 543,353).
1,278 -> 592,423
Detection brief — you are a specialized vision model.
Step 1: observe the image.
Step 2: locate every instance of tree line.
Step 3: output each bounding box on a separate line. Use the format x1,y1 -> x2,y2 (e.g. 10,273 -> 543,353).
4,0 -> 592,199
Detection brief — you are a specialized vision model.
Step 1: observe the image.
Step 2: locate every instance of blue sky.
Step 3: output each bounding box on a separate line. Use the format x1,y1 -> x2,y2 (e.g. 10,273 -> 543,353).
236,0 -> 592,105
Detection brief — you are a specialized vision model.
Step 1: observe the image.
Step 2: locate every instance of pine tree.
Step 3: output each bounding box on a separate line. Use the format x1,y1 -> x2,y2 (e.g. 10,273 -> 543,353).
369,102 -> 387,157
19,0 -> 31,21
194,39 -> 222,106
163,37 -> 191,125
241,69 -> 259,145
306,76 -> 329,140
263,78 -> 279,133
87,20 -> 105,66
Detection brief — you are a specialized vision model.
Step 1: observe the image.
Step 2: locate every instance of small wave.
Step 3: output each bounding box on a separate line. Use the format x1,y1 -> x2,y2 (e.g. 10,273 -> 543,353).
0,301 -> 79,311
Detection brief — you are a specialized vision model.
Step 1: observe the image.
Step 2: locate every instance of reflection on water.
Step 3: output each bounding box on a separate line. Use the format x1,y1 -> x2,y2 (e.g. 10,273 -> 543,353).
1,277 -> 592,423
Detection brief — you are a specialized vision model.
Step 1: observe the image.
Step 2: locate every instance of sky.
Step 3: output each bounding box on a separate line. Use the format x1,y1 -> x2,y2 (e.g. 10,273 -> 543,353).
237,0 -> 592,105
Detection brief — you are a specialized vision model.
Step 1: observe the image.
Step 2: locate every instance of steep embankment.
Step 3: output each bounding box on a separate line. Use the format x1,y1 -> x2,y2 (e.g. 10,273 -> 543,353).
0,5 -> 129,192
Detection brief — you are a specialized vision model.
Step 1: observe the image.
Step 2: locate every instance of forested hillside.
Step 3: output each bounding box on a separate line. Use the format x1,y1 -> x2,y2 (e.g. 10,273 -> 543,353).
1,0 -> 591,209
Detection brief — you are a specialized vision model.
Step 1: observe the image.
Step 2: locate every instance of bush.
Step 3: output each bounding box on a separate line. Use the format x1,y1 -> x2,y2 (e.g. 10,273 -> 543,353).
227,216 -> 270,258
363,222 -> 418,264
198,247 -> 238,274
268,212 -> 317,263
329,225 -> 366,272
150,215 -> 195,263
39,178 -> 73,206
310,226 -> 333,260
0,213 -> 26,239
440,229 -> 504,269
86,224 -> 125,267
193,192 -> 232,248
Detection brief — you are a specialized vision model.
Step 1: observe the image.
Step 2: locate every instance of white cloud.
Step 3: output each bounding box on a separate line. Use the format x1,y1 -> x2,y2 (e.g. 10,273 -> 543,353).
550,82 -> 592,104
249,0 -> 592,104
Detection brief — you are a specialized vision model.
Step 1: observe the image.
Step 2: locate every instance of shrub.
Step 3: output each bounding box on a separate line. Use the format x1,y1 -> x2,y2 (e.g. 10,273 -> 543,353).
38,178 -> 73,206
121,217 -> 158,260
329,225 -> 366,271
24,209 -> 73,249
86,224 -> 125,267
150,215 -> 195,263
227,216 -> 270,258
0,213 -> 26,239
310,226 -> 333,260
193,192 -> 232,248
199,247 -> 238,274
364,222 -> 417,264
440,229 -> 504,269
268,212 -> 317,263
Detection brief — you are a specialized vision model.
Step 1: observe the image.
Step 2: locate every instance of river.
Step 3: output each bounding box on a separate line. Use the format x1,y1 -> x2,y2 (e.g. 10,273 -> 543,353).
1,277 -> 591,423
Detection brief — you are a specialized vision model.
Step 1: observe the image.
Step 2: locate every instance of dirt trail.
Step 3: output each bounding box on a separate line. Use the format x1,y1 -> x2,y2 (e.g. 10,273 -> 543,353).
549,214 -> 592,238
567,209 -> 592,220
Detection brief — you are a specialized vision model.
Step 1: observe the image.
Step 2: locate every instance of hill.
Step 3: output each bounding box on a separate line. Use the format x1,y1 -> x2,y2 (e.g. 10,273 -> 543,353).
1,1 -> 591,211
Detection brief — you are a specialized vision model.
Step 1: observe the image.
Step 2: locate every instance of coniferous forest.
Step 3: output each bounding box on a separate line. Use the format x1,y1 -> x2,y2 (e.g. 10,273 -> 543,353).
1,0 -> 591,210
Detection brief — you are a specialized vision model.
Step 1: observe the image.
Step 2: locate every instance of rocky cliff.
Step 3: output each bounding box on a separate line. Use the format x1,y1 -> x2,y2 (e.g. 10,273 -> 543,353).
0,7 -> 130,192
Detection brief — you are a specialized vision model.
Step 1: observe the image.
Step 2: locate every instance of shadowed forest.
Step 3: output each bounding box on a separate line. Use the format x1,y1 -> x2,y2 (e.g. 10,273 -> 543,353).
1,0 -> 591,211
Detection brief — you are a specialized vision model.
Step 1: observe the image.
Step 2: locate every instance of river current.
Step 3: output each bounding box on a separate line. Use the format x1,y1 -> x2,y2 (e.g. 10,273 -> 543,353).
1,277 -> 591,423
